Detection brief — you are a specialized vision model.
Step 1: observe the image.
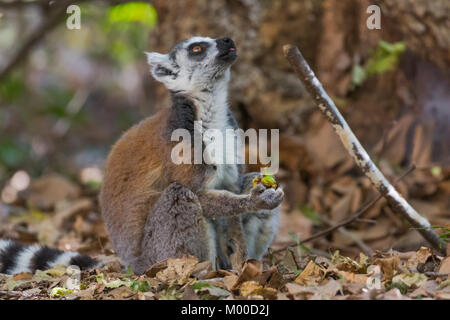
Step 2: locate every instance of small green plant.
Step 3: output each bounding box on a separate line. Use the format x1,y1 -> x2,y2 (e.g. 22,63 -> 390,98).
385,282 -> 409,295
293,269 -> 303,275
0,73 -> 27,102
351,40 -> 406,89
192,281 -> 230,300
300,205 -> 322,225
288,232 -> 311,254
129,279 -> 151,292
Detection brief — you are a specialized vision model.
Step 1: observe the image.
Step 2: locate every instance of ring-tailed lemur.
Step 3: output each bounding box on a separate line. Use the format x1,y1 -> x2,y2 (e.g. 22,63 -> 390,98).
0,37 -> 283,275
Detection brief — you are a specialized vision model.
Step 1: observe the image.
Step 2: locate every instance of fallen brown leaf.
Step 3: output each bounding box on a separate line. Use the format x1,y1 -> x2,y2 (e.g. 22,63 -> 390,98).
145,260 -> 168,277
240,281 -> 277,299
375,255 -> 401,282
294,260 -> 326,286
439,257 -> 450,274
406,246 -> 432,271
433,287 -> 450,300
191,261 -> 212,280
285,279 -> 342,300
337,271 -> 368,284
232,259 -> 262,290
222,275 -> 239,291
156,255 -> 198,285
11,272 -> 33,281
409,280 -> 439,298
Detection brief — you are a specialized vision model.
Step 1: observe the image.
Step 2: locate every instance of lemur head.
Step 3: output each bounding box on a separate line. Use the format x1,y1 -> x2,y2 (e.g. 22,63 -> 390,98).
145,36 -> 237,95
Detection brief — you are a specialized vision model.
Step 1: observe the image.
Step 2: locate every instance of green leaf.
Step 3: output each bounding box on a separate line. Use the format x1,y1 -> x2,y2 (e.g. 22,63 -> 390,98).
300,205 -> 322,225
288,232 -> 301,246
0,139 -> 27,168
3,280 -> 27,291
365,41 -> 406,76
129,280 -> 151,292
0,73 -> 27,102
43,264 -> 67,277
86,180 -> 102,191
351,65 -> 367,87
350,41 -> 405,90
96,273 -> 104,284
108,2 -> 157,28
287,232 -> 310,255
192,281 -> 230,299
50,287 -> 73,298
104,279 -> 128,288
378,40 -> 405,54
385,282 -> 409,294
122,266 -> 134,279
33,270 -> 53,282
159,287 -> 182,300
192,281 -> 213,290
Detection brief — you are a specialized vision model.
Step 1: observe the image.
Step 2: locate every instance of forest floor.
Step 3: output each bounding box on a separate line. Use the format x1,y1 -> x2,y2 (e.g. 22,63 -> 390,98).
0,173 -> 449,300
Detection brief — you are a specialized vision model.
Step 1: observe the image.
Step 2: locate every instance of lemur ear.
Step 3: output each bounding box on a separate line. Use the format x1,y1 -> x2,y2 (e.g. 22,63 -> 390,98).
144,52 -> 176,82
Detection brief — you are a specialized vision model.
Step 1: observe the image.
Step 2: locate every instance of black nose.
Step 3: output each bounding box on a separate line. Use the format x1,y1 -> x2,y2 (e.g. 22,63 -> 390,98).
216,37 -> 237,63
216,37 -> 236,50
221,37 -> 232,44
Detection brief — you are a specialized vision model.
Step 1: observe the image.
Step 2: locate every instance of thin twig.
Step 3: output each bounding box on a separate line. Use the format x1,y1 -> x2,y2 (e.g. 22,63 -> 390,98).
283,44 -> 447,254
272,165 -> 415,254
354,218 -> 376,224
424,272 -> 449,277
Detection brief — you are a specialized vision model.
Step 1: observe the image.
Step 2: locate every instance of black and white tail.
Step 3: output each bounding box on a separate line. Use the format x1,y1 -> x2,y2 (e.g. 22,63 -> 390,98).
0,240 -> 100,275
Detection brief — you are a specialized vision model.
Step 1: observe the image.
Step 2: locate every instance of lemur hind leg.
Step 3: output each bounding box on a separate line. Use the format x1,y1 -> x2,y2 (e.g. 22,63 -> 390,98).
133,183 -> 214,274
212,216 -> 246,270
226,216 -> 247,270
240,172 -> 280,260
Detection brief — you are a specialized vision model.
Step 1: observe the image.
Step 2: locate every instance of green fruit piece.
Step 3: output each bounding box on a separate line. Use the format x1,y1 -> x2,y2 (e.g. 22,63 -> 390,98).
261,175 -> 276,188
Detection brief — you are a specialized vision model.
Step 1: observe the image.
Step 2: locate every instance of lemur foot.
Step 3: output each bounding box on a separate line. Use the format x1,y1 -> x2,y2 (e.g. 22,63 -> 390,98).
249,184 -> 284,210
228,237 -> 247,270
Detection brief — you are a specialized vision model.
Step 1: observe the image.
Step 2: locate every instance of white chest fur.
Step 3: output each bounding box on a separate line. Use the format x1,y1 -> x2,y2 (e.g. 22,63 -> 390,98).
194,92 -> 241,192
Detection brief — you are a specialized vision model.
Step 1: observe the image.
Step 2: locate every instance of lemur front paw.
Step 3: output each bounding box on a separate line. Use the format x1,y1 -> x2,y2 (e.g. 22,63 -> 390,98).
249,184 -> 284,210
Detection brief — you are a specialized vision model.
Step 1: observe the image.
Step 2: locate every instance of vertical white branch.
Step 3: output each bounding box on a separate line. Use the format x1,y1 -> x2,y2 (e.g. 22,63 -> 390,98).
283,44 -> 446,254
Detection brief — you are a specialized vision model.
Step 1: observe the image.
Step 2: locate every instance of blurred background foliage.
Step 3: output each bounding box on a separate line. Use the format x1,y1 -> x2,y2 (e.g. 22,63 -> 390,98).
0,1 -> 159,184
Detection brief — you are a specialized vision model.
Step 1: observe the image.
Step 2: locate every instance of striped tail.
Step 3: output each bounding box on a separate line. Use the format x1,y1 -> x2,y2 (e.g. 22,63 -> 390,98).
0,240 -> 100,275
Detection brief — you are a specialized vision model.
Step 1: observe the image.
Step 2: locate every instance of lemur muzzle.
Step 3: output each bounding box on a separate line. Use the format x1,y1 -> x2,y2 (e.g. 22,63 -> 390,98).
216,37 -> 237,62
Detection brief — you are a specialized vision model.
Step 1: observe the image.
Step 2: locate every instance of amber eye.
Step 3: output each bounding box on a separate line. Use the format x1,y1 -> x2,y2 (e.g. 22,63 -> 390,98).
192,46 -> 202,53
